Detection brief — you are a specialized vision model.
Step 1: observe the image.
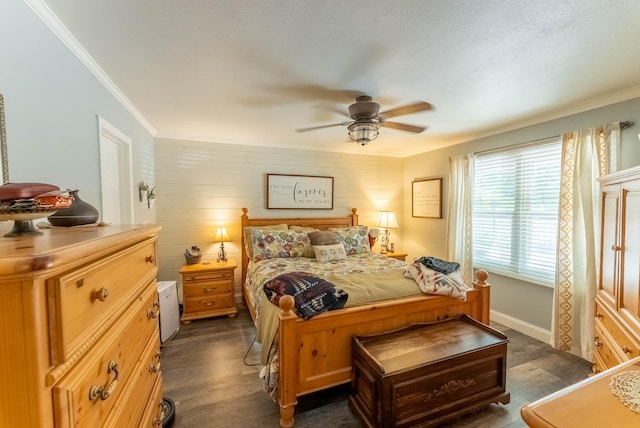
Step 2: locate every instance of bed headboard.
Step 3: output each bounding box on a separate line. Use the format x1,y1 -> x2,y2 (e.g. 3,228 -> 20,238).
240,207 -> 359,283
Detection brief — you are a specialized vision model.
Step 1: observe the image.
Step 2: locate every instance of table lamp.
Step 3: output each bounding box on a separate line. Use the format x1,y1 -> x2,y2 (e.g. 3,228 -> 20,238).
215,227 -> 229,262
376,211 -> 398,254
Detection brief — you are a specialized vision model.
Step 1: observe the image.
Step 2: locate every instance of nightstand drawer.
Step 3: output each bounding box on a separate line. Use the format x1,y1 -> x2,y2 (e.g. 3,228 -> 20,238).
182,269 -> 233,282
184,292 -> 234,313
183,278 -> 233,296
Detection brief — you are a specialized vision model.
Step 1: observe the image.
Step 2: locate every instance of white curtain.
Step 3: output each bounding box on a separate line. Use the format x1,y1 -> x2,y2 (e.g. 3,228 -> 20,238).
551,123 -> 620,359
446,153 -> 475,285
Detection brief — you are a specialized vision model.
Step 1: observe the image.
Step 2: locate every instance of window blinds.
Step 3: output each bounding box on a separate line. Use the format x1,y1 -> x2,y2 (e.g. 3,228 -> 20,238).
473,138 -> 562,285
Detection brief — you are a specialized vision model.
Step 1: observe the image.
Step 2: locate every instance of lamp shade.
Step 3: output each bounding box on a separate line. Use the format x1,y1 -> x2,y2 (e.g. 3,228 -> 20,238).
215,227 -> 229,242
377,211 -> 399,229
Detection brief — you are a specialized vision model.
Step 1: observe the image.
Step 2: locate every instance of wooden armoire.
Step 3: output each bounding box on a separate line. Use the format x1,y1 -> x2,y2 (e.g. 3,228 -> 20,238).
593,165 -> 640,373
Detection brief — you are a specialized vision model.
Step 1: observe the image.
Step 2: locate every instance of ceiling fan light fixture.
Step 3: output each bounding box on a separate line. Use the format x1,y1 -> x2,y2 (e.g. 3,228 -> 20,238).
348,120 -> 379,146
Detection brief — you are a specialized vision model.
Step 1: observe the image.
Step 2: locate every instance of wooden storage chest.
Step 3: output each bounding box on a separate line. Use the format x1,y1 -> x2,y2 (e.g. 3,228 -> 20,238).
349,314 -> 510,427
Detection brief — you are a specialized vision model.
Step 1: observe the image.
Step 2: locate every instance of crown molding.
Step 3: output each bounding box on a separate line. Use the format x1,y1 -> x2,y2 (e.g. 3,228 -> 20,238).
24,0 -> 157,136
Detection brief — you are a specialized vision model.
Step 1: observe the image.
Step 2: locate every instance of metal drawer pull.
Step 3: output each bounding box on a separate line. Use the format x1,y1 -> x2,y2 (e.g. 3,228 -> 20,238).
146,255 -> 156,264
147,301 -> 160,319
149,351 -> 161,373
201,299 -> 216,306
153,401 -> 166,427
89,360 -> 119,401
594,336 -> 602,348
622,346 -> 632,354
91,287 -> 109,302
203,286 -> 217,292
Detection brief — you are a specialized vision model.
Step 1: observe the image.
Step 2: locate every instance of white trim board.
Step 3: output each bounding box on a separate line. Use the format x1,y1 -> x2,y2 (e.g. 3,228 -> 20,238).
490,309 -> 551,344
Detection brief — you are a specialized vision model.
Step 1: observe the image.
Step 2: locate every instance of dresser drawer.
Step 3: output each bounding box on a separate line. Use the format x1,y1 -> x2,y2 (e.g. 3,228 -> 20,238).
183,277 -> 233,296
52,283 -> 159,428
49,239 -> 157,363
593,324 -> 624,370
595,300 -> 640,361
139,376 -> 165,428
184,292 -> 233,313
107,333 -> 162,428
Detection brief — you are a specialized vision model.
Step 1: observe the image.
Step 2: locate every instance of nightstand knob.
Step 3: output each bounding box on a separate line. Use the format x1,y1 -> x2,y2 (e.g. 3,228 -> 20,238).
611,244 -> 621,252
622,346 -> 632,354
594,336 -> 602,348
146,255 -> 156,264
203,286 -> 217,292
595,312 -> 603,319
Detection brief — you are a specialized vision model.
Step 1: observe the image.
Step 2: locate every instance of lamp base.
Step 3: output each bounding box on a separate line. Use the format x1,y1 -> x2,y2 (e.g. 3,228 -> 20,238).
216,242 -> 228,262
380,229 -> 390,254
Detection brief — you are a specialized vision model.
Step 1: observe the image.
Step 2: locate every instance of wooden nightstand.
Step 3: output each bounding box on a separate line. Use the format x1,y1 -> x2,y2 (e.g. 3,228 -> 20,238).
383,251 -> 407,261
179,259 -> 238,323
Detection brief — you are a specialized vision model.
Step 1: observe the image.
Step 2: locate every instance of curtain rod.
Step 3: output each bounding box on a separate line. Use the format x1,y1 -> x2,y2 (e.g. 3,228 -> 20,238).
476,121 -> 634,156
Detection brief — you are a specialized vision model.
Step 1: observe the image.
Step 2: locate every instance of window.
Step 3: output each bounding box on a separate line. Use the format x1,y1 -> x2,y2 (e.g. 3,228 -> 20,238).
472,138 -> 562,285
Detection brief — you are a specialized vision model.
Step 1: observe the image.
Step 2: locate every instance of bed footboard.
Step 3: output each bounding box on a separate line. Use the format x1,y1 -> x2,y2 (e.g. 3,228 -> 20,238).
276,270 -> 491,427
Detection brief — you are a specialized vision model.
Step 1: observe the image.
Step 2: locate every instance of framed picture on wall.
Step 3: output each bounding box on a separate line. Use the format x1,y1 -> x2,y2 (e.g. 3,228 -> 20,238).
412,178 -> 442,218
267,174 -> 334,209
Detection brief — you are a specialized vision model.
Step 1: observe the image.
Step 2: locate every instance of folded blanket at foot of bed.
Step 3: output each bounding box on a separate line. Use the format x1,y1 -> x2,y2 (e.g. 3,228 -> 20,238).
263,271 -> 348,320
404,261 -> 469,300
415,256 -> 461,275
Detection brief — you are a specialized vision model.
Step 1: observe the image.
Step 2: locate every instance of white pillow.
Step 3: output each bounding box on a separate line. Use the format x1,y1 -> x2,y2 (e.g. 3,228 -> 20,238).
313,243 -> 348,263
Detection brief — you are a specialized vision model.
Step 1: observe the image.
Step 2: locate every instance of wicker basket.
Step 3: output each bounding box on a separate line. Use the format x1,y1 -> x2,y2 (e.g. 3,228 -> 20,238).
184,254 -> 202,265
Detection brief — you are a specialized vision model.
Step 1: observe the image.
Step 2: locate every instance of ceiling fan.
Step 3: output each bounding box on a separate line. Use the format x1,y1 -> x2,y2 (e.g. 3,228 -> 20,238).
295,95 -> 432,145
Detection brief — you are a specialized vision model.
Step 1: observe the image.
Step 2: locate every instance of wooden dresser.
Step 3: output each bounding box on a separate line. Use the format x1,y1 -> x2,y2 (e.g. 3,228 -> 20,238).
521,356 -> 640,427
593,165 -> 640,373
0,224 -> 164,427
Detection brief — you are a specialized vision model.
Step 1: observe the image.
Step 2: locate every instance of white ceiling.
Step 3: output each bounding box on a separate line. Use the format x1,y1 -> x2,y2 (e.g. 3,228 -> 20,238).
38,0 -> 640,157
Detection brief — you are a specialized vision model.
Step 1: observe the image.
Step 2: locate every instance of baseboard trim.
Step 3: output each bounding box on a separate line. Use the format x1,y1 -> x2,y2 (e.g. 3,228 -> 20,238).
490,310 -> 551,344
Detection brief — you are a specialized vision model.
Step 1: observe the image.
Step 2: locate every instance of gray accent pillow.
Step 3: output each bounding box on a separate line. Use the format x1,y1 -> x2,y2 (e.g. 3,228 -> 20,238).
308,230 -> 339,246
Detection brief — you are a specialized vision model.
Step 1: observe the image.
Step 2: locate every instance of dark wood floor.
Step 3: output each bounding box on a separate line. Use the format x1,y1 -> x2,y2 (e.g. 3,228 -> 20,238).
161,309 -> 592,427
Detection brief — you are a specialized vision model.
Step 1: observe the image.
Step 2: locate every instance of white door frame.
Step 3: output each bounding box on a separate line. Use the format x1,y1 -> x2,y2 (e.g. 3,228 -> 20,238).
98,116 -> 134,224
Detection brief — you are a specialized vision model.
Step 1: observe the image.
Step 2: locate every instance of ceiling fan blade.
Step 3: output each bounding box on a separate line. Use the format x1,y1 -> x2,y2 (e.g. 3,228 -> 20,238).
380,121 -> 426,133
379,101 -> 432,119
295,121 -> 352,132
316,103 -> 351,118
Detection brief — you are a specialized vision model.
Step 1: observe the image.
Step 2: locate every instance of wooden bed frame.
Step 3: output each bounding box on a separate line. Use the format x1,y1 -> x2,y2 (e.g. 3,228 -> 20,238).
240,208 -> 491,428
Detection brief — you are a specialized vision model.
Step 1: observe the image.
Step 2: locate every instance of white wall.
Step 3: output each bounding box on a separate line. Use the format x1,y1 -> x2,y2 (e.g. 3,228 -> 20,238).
0,0 -> 156,235
154,138 -> 404,301
403,97 -> 640,335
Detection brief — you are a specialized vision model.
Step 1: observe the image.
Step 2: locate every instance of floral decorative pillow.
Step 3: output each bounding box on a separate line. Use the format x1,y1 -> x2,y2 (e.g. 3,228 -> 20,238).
313,244 -> 348,263
288,226 -> 319,257
329,225 -> 370,255
243,224 -> 288,259
251,229 -> 311,261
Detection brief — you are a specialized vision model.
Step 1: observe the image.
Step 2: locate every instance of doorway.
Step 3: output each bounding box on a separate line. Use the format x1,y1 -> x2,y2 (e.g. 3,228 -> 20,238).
98,116 -> 133,224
